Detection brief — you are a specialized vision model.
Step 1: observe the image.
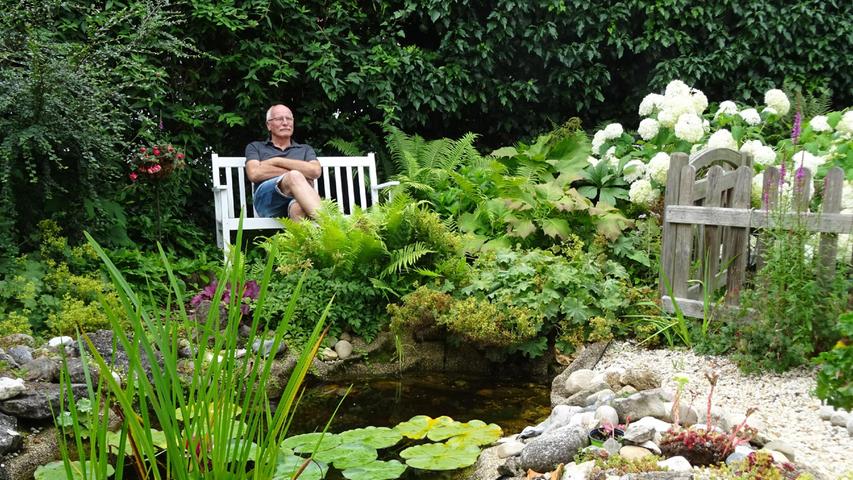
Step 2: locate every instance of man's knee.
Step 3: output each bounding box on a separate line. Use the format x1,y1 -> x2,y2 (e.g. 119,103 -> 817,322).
289,202 -> 306,220
282,170 -> 308,189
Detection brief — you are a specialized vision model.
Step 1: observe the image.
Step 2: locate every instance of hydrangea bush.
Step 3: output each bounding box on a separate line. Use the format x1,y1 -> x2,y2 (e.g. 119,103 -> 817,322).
585,80 -> 853,214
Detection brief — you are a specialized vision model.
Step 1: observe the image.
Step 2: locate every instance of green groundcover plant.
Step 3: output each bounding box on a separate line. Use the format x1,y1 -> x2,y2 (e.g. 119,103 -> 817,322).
49,227 -> 330,479
814,311 -> 853,410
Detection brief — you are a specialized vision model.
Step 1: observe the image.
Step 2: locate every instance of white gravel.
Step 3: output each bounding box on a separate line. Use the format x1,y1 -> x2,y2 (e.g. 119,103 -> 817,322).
595,341 -> 853,479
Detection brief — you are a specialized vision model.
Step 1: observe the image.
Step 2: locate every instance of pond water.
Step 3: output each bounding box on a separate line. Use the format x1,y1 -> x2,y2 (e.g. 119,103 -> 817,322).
288,372 -> 552,436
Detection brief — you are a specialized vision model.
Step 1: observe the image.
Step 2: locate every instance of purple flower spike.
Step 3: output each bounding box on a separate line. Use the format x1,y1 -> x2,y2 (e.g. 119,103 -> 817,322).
795,166 -> 806,181
791,111 -> 802,145
779,161 -> 786,185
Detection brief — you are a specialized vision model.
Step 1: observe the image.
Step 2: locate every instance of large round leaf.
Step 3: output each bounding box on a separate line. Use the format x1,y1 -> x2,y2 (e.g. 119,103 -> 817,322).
339,426 -> 402,449
429,419 -> 503,447
281,432 -> 341,453
34,461 -> 115,480
314,442 -> 377,469
342,459 -> 407,480
400,442 -> 481,470
273,453 -> 327,480
393,415 -> 456,440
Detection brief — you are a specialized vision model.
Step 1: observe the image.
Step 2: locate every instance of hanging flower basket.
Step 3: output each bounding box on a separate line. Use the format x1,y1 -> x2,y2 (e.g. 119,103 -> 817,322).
128,144 -> 186,182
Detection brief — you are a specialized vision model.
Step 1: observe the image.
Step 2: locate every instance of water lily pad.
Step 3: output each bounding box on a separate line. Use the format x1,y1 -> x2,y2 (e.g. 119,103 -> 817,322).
429,419 -> 503,447
273,453 -> 327,480
342,459 -> 407,480
34,461 -> 115,479
314,442 -> 377,469
106,431 -> 134,456
222,438 -> 259,462
400,442 -> 481,470
339,426 -> 402,449
393,415 -> 456,440
281,432 -> 341,453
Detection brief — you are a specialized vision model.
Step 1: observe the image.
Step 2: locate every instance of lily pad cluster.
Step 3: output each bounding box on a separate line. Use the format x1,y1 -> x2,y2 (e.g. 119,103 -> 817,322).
278,415 -> 502,479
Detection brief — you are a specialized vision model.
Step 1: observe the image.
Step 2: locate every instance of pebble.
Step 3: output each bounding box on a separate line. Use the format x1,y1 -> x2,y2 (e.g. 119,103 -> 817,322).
47,336 -> 74,348
597,341 -> 853,479
619,445 -> 652,460
334,340 -> 353,360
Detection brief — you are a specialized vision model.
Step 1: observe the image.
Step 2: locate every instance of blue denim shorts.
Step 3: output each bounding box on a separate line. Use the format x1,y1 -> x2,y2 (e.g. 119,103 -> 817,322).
253,175 -> 296,218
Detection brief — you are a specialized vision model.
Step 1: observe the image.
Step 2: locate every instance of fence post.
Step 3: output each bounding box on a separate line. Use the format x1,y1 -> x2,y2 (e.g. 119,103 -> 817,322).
661,153 -> 689,296
672,164 -> 696,298
701,165 -> 724,290
755,166 -> 781,270
818,167 -> 844,283
724,166 -> 753,304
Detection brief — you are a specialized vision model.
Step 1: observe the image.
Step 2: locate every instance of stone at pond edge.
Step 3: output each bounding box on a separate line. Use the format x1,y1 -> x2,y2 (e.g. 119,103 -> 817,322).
22,357 -> 60,382
0,383 -> 87,420
496,440 -> 525,458
334,340 -> 353,360
619,445 -> 653,460
252,338 -> 286,358
657,456 -> 692,472
0,377 -> 25,401
519,425 -> 588,473
7,346 -> 33,366
0,427 -> 60,480
620,367 -> 661,391
550,342 -> 610,406
564,369 -> 595,396
0,412 -> 22,455
613,388 -> 670,422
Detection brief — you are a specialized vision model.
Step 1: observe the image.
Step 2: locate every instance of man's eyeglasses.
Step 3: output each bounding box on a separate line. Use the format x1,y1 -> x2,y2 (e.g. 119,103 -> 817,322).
267,116 -> 293,124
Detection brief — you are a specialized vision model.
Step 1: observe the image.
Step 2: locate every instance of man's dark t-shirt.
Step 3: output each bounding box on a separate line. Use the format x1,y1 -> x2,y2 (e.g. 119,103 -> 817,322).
244,140 -> 317,185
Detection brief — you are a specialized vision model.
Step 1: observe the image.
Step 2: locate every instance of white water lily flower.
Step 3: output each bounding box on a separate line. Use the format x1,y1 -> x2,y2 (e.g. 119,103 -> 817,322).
836,111 -> 853,135
707,129 -> 737,150
809,115 -> 832,132
665,80 -> 691,98
646,152 -> 671,184
740,140 -> 776,166
628,179 -> 660,206
639,93 -> 665,116
638,118 -> 660,140
603,123 -> 624,140
674,113 -> 704,143
764,89 -> 791,116
715,101 -> 739,117
691,89 -> 708,114
739,108 -> 761,126
623,159 -> 646,183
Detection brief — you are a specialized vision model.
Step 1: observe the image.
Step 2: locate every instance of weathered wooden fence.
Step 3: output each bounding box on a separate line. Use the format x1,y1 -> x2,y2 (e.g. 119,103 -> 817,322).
660,148 -> 853,318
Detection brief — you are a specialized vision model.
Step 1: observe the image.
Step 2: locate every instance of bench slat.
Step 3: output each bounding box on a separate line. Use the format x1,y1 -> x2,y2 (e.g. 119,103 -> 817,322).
346,165 -> 356,214
334,166 -> 344,213
357,165 -> 367,210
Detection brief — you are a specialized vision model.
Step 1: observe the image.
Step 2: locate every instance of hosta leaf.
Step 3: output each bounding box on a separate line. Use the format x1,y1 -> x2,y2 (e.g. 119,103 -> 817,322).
281,432 -> 341,453
342,459 -> 407,480
314,442 -> 377,469
490,146 -> 518,158
34,461 -> 115,480
394,415 -> 456,440
273,453 -> 327,480
339,426 -> 402,449
400,442 -> 481,470
427,420 -> 502,447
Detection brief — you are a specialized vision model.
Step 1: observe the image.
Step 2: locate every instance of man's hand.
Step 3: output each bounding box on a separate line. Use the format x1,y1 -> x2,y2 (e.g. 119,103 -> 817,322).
246,158 -> 321,183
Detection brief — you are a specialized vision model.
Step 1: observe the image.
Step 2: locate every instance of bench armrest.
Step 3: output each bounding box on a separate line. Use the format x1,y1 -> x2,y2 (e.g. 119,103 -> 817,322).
371,181 -> 400,191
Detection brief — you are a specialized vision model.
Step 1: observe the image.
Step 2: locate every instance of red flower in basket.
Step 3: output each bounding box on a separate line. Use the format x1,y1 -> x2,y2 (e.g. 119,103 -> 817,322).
128,142 -> 187,182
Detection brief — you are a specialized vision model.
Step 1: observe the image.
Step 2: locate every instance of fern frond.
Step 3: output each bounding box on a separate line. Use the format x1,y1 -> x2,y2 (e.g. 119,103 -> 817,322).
443,132 -> 480,171
421,138 -> 451,171
385,126 -> 425,177
382,242 -> 434,278
325,138 -> 363,156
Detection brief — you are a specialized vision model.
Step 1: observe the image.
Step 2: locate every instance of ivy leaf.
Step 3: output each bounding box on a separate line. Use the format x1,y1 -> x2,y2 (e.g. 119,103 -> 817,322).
339,426 -> 402,449
342,460 -> 407,480
400,442 -> 481,470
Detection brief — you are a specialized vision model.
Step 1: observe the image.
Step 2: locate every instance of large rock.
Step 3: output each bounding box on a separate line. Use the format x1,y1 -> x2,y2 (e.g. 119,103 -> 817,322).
519,425 -> 588,473
333,340 -> 353,360
564,369 -> 595,396
620,367 -> 661,391
561,460 -> 595,480
565,381 -> 611,407
663,401 -> 699,427
620,445 -> 653,460
7,346 -> 33,366
0,412 -> 22,455
550,342 -> 610,406
622,421 -> 656,444
613,388 -> 670,422
0,383 -> 87,419
23,357 -> 61,382
465,444 -> 505,480
519,404 -> 581,439
64,357 -> 100,384
0,334 -> 36,349
0,377 -> 25,401
595,405 -> 619,428
0,427 -> 60,480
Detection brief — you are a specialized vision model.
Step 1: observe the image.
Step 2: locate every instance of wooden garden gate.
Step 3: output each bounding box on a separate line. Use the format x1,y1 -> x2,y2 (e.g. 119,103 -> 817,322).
660,147 -> 852,318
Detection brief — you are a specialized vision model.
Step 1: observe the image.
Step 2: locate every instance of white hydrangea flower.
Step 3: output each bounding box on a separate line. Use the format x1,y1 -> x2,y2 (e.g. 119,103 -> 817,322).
751,172 -> 764,205
657,109 -> 677,128
762,107 -> 778,116
622,159 -> 646,183
603,123 -> 624,140
665,80 -> 691,98
605,146 -> 620,167
842,181 -> 853,210
662,95 -> 697,120
738,108 -> 761,126
628,179 -> 660,206
764,89 -> 791,116
591,130 -> 607,155
587,156 -> 602,167
715,101 -> 739,117
836,111 -> 853,135
703,119 -> 711,133
638,118 -> 660,140
646,152 -> 671,184
809,115 -> 832,132
691,89 -> 708,114
707,129 -> 737,150
792,150 -> 825,173
740,140 -> 776,166
639,93 -> 665,116
674,113 -> 704,143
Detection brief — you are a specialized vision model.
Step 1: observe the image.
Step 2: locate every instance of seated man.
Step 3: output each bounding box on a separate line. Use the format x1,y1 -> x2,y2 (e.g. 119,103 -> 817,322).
245,104 -> 322,219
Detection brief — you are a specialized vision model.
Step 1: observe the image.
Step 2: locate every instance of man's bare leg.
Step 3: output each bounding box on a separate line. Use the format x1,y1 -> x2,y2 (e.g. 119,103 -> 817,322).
278,171 -> 320,218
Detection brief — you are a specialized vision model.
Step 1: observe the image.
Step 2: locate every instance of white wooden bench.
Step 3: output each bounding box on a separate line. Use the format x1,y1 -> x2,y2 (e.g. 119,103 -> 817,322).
212,153 -> 398,257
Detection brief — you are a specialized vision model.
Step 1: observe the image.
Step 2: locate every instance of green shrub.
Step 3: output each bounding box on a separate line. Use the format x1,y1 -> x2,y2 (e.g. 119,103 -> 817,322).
0,311 -> 32,336
814,311 -> 853,410
439,297 -> 540,349
388,285 -> 454,335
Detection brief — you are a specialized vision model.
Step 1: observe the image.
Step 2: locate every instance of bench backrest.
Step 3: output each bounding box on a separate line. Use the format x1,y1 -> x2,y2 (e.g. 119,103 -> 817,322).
212,153 -> 380,219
